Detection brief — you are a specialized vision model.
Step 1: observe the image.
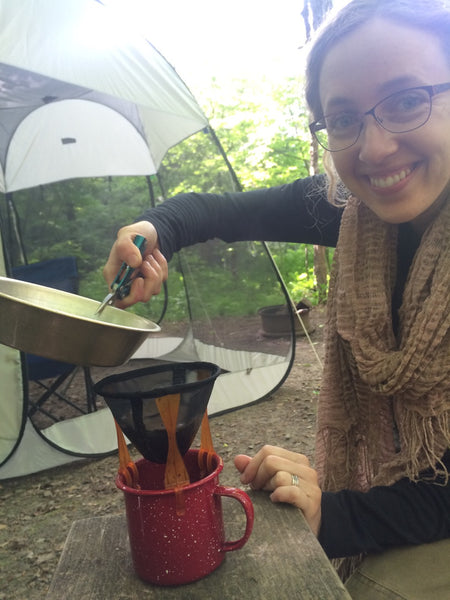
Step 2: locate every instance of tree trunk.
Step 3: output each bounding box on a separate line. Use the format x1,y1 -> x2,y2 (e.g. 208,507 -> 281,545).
314,244 -> 328,303
304,0 -> 334,304
309,126 -> 329,303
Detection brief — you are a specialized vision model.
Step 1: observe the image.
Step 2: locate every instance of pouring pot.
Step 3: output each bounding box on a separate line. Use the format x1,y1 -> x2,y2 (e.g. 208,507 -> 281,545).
0,276 -> 160,367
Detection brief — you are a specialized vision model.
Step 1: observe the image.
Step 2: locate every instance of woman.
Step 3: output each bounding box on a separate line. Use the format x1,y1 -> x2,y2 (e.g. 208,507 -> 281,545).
104,0 -> 449,595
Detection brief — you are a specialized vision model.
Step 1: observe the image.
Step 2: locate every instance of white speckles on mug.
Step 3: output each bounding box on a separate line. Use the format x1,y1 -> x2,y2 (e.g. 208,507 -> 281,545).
116,449 -> 254,585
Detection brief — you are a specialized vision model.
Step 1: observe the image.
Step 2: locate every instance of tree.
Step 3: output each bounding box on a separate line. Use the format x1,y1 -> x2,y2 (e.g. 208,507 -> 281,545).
302,0 -> 335,303
302,0 -> 334,42
9,75 -> 325,309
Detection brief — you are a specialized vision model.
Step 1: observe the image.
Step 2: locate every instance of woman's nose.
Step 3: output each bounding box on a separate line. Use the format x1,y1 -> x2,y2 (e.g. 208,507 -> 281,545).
357,118 -> 399,164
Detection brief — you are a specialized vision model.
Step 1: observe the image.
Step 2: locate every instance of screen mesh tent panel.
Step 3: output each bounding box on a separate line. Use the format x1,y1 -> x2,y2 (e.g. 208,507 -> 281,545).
0,0 -> 295,479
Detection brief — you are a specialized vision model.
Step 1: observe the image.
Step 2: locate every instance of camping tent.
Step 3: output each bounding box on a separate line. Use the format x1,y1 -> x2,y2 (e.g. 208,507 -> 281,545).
0,0 -> 295,479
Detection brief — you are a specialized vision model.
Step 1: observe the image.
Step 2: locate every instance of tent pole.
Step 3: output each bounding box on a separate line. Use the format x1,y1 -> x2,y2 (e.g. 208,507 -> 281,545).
206,126 -> 243,192
0,200 -> 13,275
145,175 -> 157,209
145,174 -> 168,324
4,193 -> 27,267
206,125 -> 297,343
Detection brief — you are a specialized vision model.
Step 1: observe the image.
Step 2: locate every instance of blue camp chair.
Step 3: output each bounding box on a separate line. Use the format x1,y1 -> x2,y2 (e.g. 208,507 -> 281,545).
12,257 -> 96,421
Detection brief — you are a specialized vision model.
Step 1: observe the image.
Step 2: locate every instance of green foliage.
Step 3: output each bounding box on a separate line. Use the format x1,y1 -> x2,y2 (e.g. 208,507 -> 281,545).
5,75 -> 326,318
269,243 -> 333,305
195,75 -> 314,188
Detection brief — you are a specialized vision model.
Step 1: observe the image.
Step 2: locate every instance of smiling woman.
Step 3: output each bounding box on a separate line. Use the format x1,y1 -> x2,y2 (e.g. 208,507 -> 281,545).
315,19 -> 450,228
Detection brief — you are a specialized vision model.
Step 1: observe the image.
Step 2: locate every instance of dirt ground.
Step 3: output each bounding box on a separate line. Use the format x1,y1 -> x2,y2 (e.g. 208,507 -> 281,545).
0,307 -> 326,600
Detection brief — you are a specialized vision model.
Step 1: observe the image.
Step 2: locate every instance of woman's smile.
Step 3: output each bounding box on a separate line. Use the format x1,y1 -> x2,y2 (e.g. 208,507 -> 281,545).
368,166 -> 414,191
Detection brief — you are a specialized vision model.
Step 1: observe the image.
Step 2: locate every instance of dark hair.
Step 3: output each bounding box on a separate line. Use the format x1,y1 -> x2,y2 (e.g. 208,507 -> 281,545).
305,0 -> 450,120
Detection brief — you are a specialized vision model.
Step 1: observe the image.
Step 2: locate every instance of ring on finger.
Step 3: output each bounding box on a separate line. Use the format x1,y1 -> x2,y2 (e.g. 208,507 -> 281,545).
291,474 -> 299,487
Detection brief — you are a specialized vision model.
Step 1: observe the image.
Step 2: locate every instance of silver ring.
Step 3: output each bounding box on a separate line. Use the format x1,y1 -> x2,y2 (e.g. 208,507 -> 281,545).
291,474 -> 299,487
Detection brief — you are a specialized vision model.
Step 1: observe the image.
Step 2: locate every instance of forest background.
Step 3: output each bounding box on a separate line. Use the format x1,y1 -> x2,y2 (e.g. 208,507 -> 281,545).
4,74 -> 331,320
1,3 -> 340,597
3,0 -> 336,326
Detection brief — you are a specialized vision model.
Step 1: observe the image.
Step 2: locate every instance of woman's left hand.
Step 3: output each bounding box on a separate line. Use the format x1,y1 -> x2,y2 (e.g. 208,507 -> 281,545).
234,445 -> 322,536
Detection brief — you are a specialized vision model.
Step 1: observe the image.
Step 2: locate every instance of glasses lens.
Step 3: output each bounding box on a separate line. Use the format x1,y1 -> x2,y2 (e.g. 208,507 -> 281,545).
314,128 -> 332,150
376,88 -> 431,132
314,113 -> 361,151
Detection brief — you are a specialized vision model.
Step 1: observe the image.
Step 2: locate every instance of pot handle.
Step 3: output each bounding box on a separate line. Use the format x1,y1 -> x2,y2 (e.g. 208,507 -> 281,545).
214,485 -> 254,552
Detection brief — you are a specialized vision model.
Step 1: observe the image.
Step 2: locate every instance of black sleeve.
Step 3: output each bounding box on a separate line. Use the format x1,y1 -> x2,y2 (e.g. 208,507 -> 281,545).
318,451 -> 450,558
138,174 -> 342,261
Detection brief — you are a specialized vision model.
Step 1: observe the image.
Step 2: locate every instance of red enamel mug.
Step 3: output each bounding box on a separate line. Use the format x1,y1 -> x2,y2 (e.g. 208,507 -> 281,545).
116,449 -> 254,586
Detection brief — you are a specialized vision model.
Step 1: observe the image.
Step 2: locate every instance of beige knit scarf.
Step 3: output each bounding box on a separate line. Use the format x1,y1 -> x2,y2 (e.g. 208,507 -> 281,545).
315,195 -> 450,496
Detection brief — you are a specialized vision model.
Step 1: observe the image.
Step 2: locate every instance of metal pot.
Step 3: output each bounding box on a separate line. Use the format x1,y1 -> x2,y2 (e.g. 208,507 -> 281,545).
0,276 -> 160,367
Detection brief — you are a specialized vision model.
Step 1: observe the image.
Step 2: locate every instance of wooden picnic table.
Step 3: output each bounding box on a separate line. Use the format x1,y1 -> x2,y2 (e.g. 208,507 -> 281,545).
46,489 -> 351,599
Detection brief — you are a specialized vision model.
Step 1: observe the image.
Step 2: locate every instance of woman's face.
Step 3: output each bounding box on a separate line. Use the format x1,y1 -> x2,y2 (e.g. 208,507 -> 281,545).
319,19 -> 450,231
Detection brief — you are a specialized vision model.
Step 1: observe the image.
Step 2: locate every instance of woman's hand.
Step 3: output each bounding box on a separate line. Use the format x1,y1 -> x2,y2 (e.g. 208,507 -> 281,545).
102,221 -> 168,308
234,445 -> 322,536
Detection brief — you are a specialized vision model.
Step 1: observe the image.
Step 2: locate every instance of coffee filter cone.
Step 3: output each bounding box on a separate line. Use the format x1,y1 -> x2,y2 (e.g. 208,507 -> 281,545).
94,361 -> 221,462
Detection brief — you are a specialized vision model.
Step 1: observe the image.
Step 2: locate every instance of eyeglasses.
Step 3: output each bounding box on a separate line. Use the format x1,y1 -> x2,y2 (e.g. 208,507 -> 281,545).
309,82 -> 450,152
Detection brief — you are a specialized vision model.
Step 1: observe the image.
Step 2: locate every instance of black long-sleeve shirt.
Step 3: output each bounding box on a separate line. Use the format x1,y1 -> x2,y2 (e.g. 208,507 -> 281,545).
141,175 -> 341,259
140,174 -> 450,558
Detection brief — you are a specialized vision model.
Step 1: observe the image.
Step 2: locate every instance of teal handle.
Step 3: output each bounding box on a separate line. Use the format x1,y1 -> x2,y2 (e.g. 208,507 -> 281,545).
112,234 -> 146,299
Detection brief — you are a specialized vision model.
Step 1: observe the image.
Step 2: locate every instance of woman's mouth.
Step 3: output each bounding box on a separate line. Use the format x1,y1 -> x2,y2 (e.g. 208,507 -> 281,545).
369,166 -> 414,189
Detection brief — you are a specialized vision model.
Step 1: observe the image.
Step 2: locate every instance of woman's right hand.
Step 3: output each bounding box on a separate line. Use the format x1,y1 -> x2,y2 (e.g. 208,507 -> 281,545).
102,220 -> 168,308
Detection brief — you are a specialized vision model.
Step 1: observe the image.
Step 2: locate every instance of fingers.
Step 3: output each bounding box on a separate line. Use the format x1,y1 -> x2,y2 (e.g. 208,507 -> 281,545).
115,249 -> 168,308
103,221 -> 157,284
143,248 -> 169,291
235,445 -> 322,536
270,482 -> 322,536
266,467 -> 319,499
102,221 -> 168,308
248,457 -> 315,493
239,445 -> 309,486
234,454 -> 252,474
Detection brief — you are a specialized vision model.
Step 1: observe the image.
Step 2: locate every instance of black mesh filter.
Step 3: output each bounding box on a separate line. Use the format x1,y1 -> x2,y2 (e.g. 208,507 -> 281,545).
94,362 -> 221,463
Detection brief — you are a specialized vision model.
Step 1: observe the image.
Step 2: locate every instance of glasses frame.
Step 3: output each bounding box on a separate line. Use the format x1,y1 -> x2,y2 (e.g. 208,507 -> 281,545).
309,82 -> 450,152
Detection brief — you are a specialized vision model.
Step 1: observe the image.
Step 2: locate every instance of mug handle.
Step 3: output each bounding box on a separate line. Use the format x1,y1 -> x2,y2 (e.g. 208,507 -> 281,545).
214,486 -> 254,552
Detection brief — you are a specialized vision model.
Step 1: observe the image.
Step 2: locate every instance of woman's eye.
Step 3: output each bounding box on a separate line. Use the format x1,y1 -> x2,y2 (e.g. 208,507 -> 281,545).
401,96 -> 422,110
383,90 -> 428,118
326,112 -> 359,134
